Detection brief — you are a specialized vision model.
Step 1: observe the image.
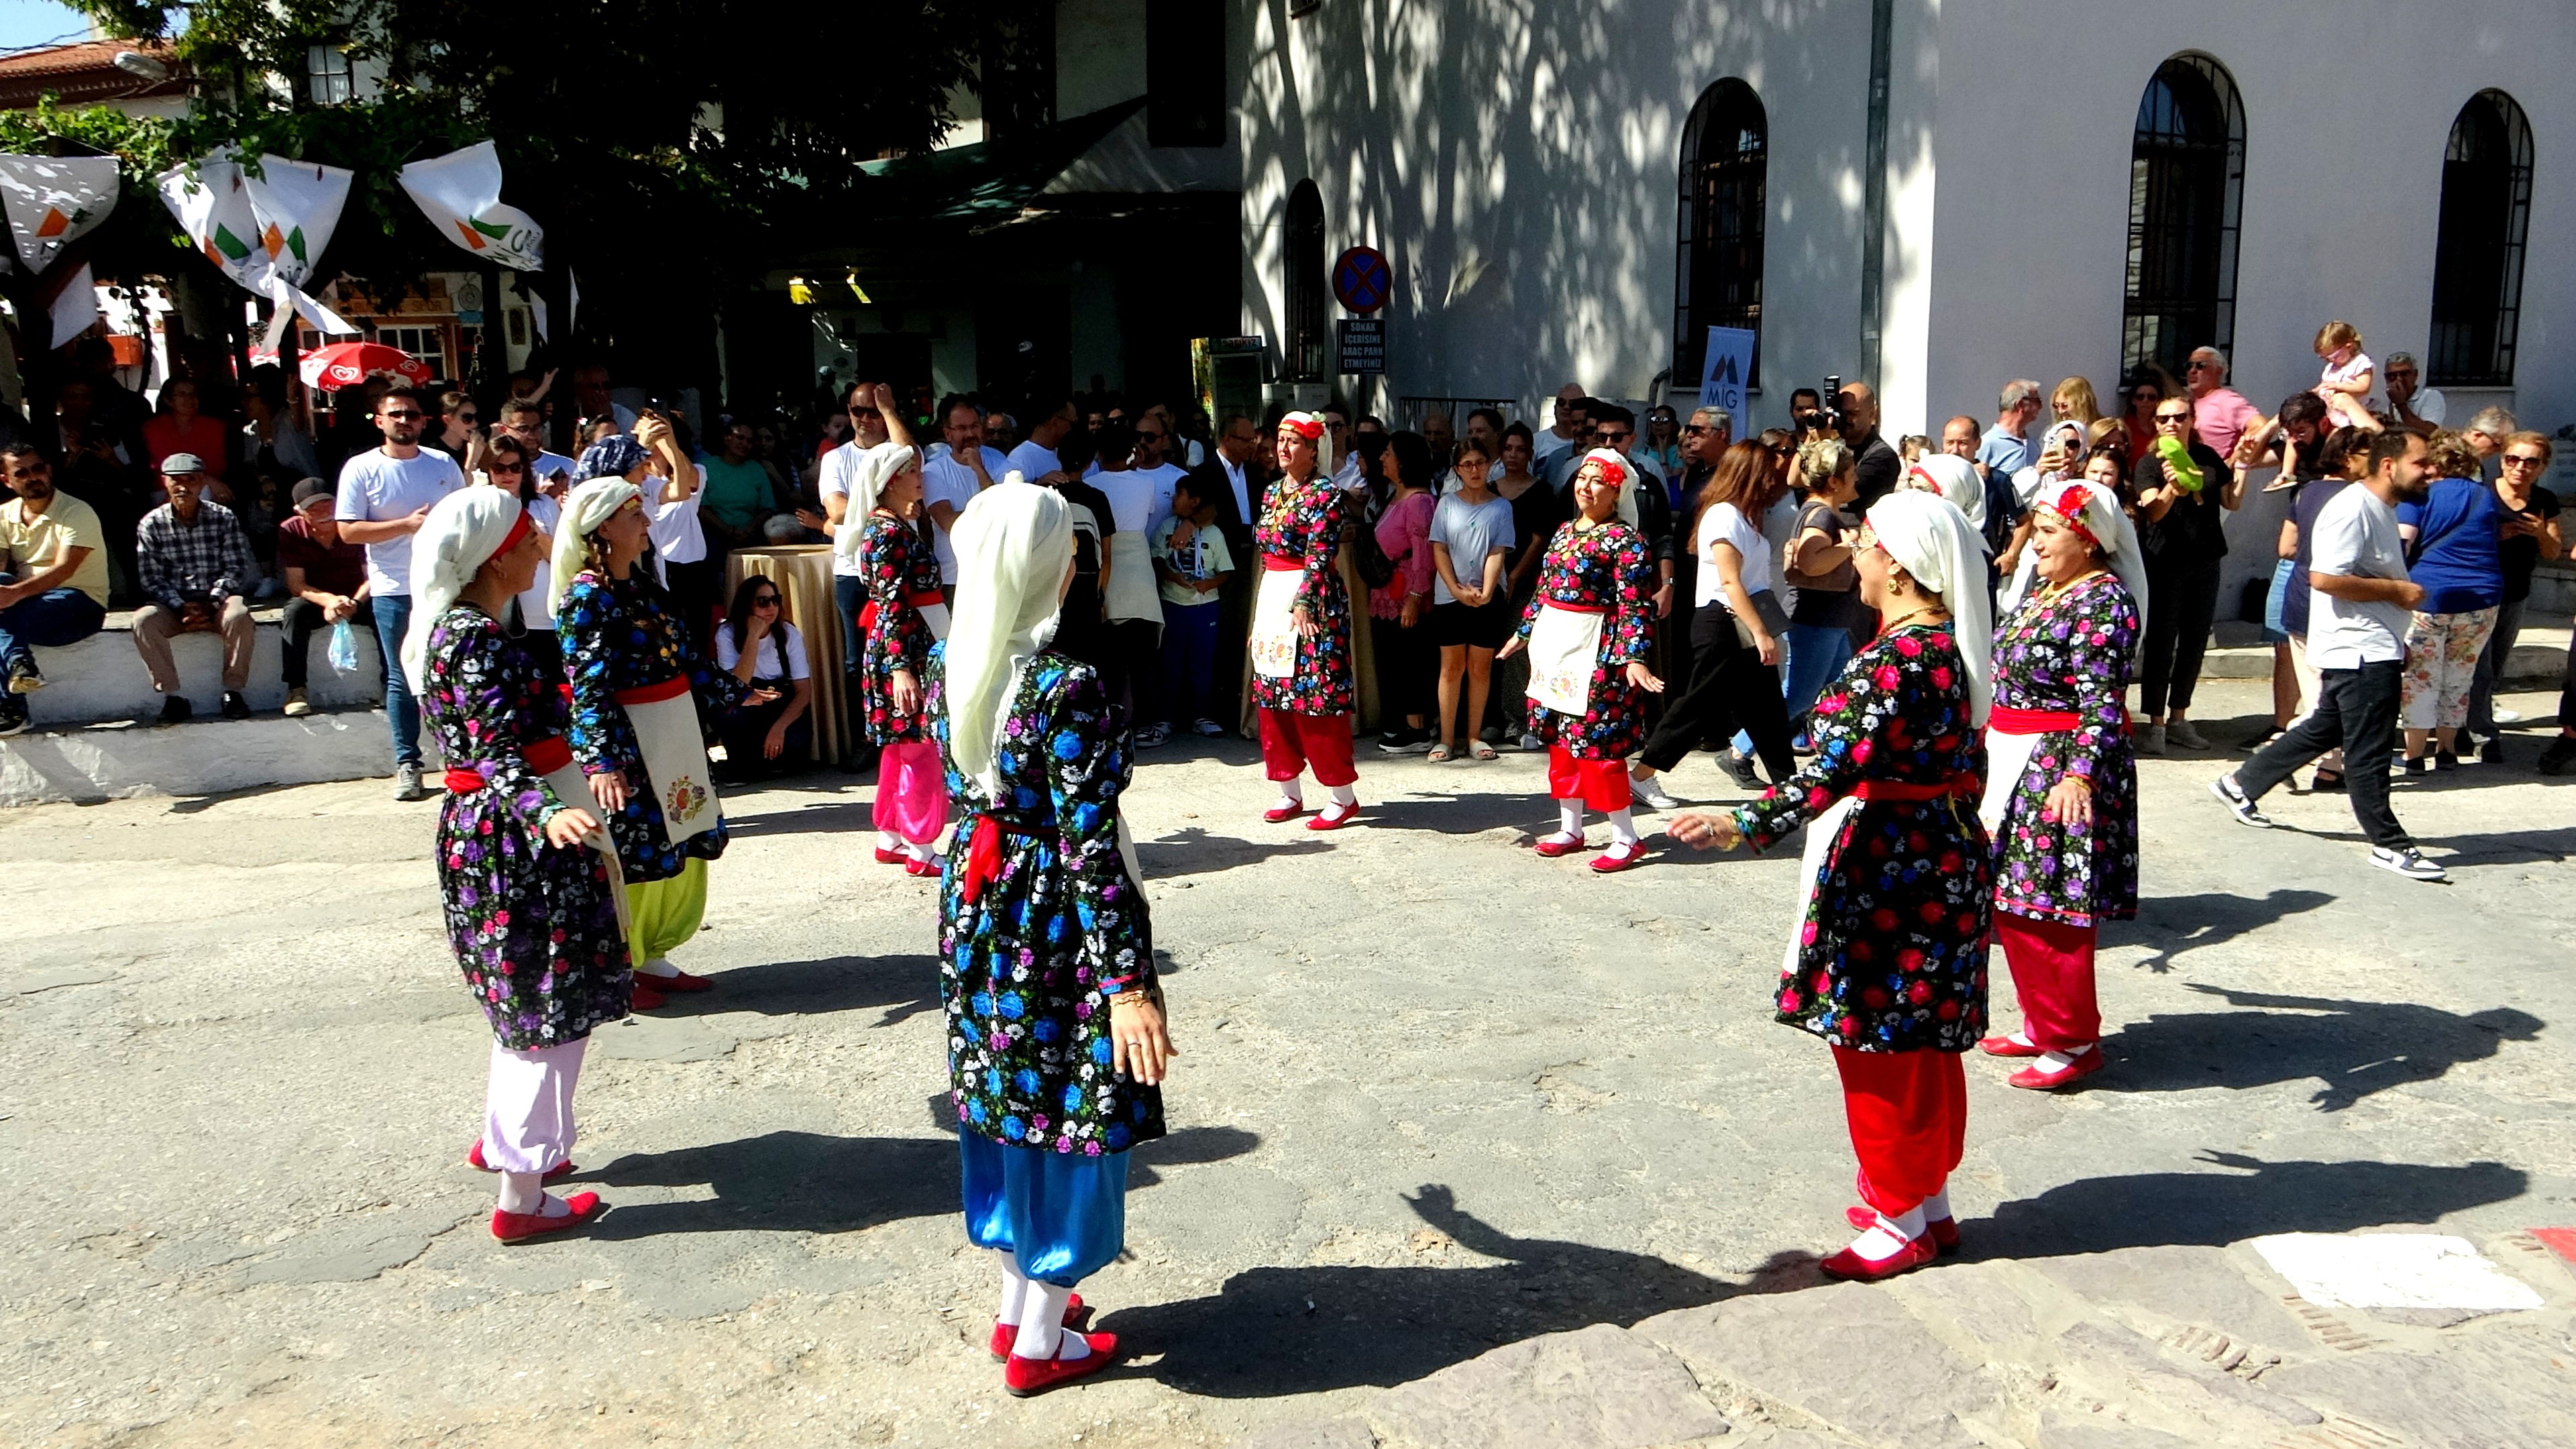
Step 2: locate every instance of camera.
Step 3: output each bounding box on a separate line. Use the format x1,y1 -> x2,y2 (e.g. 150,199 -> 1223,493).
1796,374 -> 1846,436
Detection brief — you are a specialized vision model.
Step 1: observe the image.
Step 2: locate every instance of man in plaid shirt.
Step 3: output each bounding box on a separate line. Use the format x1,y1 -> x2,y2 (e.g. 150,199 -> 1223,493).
131,453 -> 256,724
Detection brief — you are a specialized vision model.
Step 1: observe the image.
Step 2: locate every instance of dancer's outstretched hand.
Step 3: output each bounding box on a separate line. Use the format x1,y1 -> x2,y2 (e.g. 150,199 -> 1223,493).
544,806 -> 604,850
1666,810 -> 1741,852
1110,994 -> 1177,1085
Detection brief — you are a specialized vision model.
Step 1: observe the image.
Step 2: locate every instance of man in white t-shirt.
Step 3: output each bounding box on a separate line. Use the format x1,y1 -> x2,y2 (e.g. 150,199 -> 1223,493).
920,398 -> 1008,590
806,381 -> 899,671
1006,397 -> 1079,486
1129,413 -> 1188,539
333,387 -> 466,800
1088,422 -> 1169,743
2214,429 -> 2443,881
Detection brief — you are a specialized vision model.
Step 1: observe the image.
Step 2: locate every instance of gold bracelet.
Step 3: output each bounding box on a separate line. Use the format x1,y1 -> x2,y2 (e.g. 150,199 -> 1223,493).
1106,989 -> 1150,1007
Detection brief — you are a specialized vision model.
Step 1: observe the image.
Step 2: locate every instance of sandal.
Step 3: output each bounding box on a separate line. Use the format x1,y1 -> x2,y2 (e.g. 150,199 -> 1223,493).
1470,742 -> 1499,761
1426,743 -> 1456,762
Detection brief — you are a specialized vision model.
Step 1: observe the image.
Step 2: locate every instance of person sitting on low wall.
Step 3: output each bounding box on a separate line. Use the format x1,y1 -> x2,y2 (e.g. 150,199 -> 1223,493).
132,454 -> 255,724
0,443 -> 110,736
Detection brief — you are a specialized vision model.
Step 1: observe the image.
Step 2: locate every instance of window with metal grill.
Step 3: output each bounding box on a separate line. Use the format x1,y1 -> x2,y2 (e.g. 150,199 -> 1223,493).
2122,54 -> 2243,380
1672,78 -> 1767,387
2427,90 -> 2532,388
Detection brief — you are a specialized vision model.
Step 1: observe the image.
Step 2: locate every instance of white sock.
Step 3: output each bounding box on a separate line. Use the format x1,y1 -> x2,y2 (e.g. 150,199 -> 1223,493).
1607,806 -> 1639,847
2037,1043 -> 2096,1071
876,829 -> 900,853
996,1254 -> 1030,1326
2005,1028 -> 2032,1047
1558,798 -> 1585,838
1273,782 -> 1303,810
498,1171 -> 542,1214
906,841 -> 936,864
637,957 -> 679,978
1923,1184 -> 1951,1222
1014,1281 -> 1089,1360
1328,783 -> 1358,808
1849,1205 -> 1927,1261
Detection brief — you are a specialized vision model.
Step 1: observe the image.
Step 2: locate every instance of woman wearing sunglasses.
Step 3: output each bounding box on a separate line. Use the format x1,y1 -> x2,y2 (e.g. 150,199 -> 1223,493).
714,574 -> 814,780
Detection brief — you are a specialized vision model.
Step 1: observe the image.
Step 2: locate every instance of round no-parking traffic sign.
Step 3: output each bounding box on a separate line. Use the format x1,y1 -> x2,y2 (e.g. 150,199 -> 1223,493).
1332,246 -> 1391,315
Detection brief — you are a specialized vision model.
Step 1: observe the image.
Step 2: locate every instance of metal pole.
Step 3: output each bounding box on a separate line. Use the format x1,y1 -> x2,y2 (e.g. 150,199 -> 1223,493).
1860,0 -> 1894,390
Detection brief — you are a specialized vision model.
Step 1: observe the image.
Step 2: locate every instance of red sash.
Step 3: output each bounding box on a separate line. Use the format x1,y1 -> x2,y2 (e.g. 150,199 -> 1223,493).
1986,706 -> 2082,735
611,675 -> 690,707
1262,553 -> 1304,572
858,589 -> 946,633
1543,601 -> 1609,615
443,735 -> 573,794
959,814 -> 1046,905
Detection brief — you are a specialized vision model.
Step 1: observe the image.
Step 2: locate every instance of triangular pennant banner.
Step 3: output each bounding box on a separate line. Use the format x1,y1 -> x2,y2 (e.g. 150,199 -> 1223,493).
0,154 -> 119,272
398,140 -> 543,272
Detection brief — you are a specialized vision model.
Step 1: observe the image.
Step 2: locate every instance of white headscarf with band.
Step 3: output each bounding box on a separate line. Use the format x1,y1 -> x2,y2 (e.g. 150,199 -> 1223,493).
830,440 -> 922,570
2035,477 -> 2150,639
402,486 -> 527,694
1864,489 -> 1992,727
549,477 -> 642,613
946,478 -> 1076,802
1576,447 -> 1641,528
1904,454 -> 1984,532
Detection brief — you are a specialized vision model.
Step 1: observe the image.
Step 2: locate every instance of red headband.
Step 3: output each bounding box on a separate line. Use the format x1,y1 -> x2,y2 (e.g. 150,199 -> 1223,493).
1279,416 -> 1325,441
1584,454 -> 1627,487
495,506 -> 535,559
2045,484 -> 2102,551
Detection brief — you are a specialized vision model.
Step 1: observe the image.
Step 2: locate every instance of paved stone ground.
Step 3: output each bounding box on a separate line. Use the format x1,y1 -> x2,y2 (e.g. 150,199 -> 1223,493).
3,678 -> 2573,1448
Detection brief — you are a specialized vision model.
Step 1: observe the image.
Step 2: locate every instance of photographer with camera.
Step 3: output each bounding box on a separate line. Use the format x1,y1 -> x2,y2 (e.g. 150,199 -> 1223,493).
1820,378 -> 1900,509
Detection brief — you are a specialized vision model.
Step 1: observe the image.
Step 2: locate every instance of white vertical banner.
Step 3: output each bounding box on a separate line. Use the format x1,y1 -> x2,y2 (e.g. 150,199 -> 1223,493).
0,154 -> 119,274
157,151 -> 357,338
398,140 -> 544,272
1697,326 -> 1756,416
242,154 -> 357,340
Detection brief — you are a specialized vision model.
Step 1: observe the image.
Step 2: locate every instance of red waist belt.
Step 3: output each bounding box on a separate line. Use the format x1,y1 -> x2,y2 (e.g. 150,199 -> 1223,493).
1987,705 -> 2129,736
1541,600 -> 1609,614
612,674 -> 690,707
960,814 -> 1049,905
1852,773 -> 1976,802
443,736 -> 572,795
858,589 -> 945,632
1262,553 -> 1305,572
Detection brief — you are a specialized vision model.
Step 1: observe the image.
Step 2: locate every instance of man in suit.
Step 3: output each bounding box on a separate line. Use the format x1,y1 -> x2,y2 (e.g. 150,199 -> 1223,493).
1193,411 -> 1267,725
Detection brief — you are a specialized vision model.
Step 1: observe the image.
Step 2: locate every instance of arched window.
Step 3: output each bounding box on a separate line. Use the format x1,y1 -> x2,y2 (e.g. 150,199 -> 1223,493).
2122,54 -> 2244,377
1673,78 -> 1767,385
2428,90 -> 2534,387
1284,180 -> 1327,382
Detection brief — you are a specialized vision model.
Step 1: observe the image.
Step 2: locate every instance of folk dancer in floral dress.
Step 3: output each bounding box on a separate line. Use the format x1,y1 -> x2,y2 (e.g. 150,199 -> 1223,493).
1496,449 -> 1665,871
932,479 -> 1175,1395
830,402 -> 950,875
553,471 -> 757,1010
1668,490 -> 1994,1281
406,486 -> 625,1242
1978,478 -> 2145,1090
1248,413 -> 1364,829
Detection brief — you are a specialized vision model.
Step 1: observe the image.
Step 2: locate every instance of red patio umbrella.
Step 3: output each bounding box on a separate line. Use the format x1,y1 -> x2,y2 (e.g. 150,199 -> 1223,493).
299,340 -> 433,392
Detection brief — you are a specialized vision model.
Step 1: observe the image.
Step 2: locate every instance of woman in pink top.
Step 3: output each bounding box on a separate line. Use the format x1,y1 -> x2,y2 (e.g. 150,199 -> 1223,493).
1369,431 -> 1439,753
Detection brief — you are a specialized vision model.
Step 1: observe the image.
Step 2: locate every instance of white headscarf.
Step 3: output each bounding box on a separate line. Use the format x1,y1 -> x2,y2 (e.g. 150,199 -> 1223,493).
2033,476 -> 2151,640
830,440 -> 922,569
1575,447 -> 1642,529
945,478 -> 1076,803
1864,489 -> 1992,728
549,477 -> 642,613
401,486 -> 526,695
1904,454 -> 1984,532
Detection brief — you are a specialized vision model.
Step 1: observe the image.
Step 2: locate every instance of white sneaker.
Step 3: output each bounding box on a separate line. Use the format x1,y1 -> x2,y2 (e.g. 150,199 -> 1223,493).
1630,775 -> 1681,810
2207,775 -> 2272,828
282,687 -> 311,718
2369,845 -> 2449,882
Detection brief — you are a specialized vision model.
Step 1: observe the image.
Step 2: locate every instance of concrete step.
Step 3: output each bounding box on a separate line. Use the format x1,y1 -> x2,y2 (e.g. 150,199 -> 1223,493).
0,708 -> 439,807
26,607 -> 386,729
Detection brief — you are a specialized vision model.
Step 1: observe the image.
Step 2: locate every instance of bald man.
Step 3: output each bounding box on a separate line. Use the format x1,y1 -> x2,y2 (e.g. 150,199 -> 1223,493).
1838,382 -> 1901,508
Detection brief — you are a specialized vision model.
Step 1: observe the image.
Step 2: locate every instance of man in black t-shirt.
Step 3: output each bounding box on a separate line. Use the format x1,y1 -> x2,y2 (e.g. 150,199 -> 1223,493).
1837,382 -> 1901,508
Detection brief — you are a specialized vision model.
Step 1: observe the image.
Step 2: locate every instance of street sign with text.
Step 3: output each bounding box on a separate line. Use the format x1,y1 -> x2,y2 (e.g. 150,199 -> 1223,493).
1336,318 -> 1385,375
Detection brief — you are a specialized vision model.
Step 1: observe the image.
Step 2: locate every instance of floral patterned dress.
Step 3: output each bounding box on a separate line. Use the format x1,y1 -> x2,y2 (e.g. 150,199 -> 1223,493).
1250,472 -> 1356,716
423,604 -> 630,1050
1514,519 -> 1658,759
1989,572 -> 2140,926
559,565 -> 749,882
857,513 -> 938,744
1733,624 -> 1992,1053
931,645 -> 1165,1154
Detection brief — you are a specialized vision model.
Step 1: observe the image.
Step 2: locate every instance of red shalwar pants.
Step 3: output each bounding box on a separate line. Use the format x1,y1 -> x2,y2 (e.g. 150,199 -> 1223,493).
1832,1046 -> 1967,1217
1996,910 -> 2100,1051
1259,708 -> 1358,787
1547,744 -> 1631,813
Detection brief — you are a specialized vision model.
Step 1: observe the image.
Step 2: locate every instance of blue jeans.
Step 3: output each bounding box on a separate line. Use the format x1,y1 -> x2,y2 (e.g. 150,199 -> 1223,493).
1736,622 -> 1854,753
0,576 -> 107,679
370,594 -> 421,765
1161,598 -> 1220,722
834,574 -> 866,677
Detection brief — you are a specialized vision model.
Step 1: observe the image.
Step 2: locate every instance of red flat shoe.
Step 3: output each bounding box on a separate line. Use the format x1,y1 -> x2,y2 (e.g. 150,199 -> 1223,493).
2008,1049 -> 2106,1091
1819,1231 -> 1935,1282
466,1140 -> 574,1181
873,847 -> 907,865
1978,1034 -> 2043,1058
987,1293 -> 1087,1360
1262,802 -> 1309,823
1306,802 -> 1360,831
1003,1332 -> 1119,1396
1530,834 -> 1585,858
649,969 -> 714,993
1845,1205 -> 1960,1254
905,856 -> 939,877
490,1191 -> 605,1244
630,978 -> 668,1011
1589,844 -> 1646,873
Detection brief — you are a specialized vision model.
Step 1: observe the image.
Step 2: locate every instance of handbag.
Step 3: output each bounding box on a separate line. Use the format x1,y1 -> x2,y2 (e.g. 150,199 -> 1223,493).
1730,588 -> 1792,649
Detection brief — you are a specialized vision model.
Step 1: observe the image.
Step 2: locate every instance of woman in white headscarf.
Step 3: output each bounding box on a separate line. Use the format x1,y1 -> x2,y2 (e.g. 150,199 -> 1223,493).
1495,449 -> 1664,869
1665,490 -> 1993,1283
1976,476 -> 2145,1091
407,487 -> 623,1243
555,472 -> 760,1010
930,479 -> 1171,1397
1899,453 -> 1986,535
828,405 -> 948,873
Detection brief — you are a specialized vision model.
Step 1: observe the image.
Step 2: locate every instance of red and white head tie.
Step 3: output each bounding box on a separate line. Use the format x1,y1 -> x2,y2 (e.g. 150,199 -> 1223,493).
1277,412 -> 1326,442
2045,483 -> 2103,552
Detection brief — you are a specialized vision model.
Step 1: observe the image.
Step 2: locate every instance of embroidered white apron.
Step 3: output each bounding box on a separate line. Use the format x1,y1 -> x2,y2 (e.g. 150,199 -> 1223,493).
1525,602 -> 1607,717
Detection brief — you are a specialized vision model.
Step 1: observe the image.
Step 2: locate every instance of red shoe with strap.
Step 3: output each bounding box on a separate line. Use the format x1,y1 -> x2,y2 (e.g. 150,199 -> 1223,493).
1846,1205 -> 1960,1254
2008,1049 -> 2106,1091
987,1293 -> 1087,1360
1305,801 -> 1360,831
1589,842 -> 1647,873
1819,1230 -> 1936,1282
630,977 -> 668,1010
466,1139 -> 574,1181
1977,1033 -> 2044,1058
490,1191 -> 605,1244
906,855 -> 940,877
652,969 -> 714,993
1003,1332 -> 1120,1396
1531,833 -> 1585,858
873,846 -> 908,865
1262,802 -> 1309,823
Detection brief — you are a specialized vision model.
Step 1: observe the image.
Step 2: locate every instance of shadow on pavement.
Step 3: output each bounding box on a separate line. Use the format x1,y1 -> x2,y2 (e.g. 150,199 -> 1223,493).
1098,1182 -> 1794,1399
582,1124 -> 1260,1239
2104,889 -> 2336,975
721,794 -> 879,839
657,953 -> 938,1027
1978,1149 -> 2528,1258
2102,985 -> 2542,1110
1136,824 -> 1334,879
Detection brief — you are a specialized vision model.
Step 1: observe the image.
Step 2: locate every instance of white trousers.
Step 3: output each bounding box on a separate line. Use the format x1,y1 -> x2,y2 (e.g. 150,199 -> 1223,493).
482,1038 -> 588,1174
